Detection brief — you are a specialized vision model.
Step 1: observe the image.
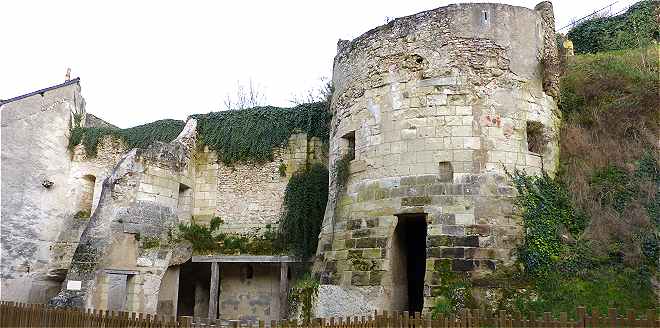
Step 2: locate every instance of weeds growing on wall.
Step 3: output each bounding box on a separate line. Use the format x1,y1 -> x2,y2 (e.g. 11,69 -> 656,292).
567,1 -> 659,54
177,217 -> 284,255
431,260 -> 477,318
280,164 -> 329,258
192,102 -> 331,165
288,274 -> 320,323
68,119 -> 185,157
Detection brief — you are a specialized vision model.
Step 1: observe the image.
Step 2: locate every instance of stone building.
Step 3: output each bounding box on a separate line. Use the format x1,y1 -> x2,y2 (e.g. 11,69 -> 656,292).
1,79 -> 323,322
1,0 -> 561,322
313,1 -> 560,316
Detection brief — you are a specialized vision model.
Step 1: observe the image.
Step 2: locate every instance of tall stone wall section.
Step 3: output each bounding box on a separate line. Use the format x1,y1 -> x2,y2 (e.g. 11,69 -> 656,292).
314,2 -> 560,316
0,82 -> 86,303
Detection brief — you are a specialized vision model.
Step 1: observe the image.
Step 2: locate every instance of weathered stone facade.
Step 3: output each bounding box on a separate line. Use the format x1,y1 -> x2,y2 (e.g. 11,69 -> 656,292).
314,2 -> 560,316
1,79 -> 325,320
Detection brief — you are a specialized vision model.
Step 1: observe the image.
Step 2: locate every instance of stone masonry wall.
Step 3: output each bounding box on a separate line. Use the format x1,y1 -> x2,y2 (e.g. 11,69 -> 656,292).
193,134 -> 324,233
315,2 -> 560,316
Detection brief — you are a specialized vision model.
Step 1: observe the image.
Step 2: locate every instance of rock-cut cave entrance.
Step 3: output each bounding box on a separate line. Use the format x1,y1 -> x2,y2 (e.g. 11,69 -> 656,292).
391,213 -> 427,313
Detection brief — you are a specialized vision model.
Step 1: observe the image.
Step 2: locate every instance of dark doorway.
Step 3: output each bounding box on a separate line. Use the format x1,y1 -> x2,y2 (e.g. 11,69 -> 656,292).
177,261 -> 211,318
392,214 -> 427,313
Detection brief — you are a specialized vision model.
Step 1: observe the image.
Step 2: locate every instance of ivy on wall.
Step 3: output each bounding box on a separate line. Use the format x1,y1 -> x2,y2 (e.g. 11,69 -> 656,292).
192,102 -> 331,165
68,118 -> 185,158
279,164 -> 329,258
567,0 -> 659,54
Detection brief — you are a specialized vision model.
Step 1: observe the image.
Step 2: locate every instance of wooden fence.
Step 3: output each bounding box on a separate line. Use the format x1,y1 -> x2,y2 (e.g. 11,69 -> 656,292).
1,302 -> 658,327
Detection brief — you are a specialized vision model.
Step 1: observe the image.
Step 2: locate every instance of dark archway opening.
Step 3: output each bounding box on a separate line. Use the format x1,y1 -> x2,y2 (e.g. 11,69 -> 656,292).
393,213 -> 427,313
177,261 -> 211,318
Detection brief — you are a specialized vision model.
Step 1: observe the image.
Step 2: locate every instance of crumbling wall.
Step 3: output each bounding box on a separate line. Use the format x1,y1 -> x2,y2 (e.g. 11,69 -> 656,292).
49,119 -> 198,312
315,2 -> 560,316
0,82 -> 85,303
193,134 -> 326,233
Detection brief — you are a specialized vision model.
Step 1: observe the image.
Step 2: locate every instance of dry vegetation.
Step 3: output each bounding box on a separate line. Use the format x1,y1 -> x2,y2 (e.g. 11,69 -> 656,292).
559,45 -> 659,266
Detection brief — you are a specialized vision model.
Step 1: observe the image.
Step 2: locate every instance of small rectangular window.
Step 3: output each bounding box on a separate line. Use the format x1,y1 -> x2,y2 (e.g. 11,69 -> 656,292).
526,121 -> 548,154
342,131 -> 356,161
438,162 -> 453,182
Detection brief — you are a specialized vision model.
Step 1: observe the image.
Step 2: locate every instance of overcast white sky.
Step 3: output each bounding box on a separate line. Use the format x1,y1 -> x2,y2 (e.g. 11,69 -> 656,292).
0,0 -> 638,128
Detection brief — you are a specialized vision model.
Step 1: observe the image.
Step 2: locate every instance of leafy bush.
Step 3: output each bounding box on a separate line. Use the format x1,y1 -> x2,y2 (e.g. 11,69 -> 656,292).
567,1 -> 659,54
192,102 -> 331,165
69,119 -> 185,157
494,168 -> 658,316
280,164 -> 329,258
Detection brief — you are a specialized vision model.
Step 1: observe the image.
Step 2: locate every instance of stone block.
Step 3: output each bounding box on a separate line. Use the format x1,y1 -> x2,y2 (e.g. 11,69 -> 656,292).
455,106 -> 472,115
441,225 -> 465,236
464,248 -> 497,259
455,213 -> 475,225
451,125 -> 472,137
451,259 -> 475,271
453,235 -> 479,247
401,196 -> 432,206
351,271 -> 370,286
428,247 -> 464,258
474,260 -> 497,271
362,248 -> 383,259
355,237 -> 387,249
427,235 -> 452,247
465,225 -> 491,236
432,213 -> 455,225
369,271 -> 384,285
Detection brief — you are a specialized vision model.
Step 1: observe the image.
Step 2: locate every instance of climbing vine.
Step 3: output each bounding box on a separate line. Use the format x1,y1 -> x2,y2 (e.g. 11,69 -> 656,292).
508,170 -> 587,275
192,102 -> 331,165
68,119 -> 185,158
279,164 -> 329,258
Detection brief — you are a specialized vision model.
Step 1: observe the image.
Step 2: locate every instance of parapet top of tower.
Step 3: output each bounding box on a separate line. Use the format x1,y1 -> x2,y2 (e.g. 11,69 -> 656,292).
337,1 -> 552,53
332,1 -> 559,101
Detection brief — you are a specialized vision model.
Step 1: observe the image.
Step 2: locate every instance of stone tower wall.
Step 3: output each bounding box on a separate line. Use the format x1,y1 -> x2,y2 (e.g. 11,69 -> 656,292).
315,2 -> 560,316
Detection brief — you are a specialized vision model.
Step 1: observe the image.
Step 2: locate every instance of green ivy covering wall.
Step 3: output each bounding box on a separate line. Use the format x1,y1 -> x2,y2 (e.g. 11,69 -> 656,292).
192,102 -> 331,165
279,164 -> 329,258
68,119 -> 185,158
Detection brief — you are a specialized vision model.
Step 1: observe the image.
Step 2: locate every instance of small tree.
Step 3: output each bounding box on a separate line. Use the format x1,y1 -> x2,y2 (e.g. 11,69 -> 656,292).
223,79 -> 267,110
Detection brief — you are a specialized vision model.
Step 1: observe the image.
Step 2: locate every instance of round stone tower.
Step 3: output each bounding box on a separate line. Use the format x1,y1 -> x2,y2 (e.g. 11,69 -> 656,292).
314,2 -> 560,316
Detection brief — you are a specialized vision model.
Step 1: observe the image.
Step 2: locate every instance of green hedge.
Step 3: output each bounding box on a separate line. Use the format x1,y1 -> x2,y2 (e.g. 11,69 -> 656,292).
567,1 -> 659,54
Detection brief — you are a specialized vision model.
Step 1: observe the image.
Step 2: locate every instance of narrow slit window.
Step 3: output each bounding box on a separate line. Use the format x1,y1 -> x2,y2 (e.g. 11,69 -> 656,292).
483,11 -> 488,22
342,131 -> 356,161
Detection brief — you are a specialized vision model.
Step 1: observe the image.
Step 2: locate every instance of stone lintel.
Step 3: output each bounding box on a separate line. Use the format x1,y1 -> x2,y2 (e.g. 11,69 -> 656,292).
192,255 -> 307,263
104,269 -> 139,275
